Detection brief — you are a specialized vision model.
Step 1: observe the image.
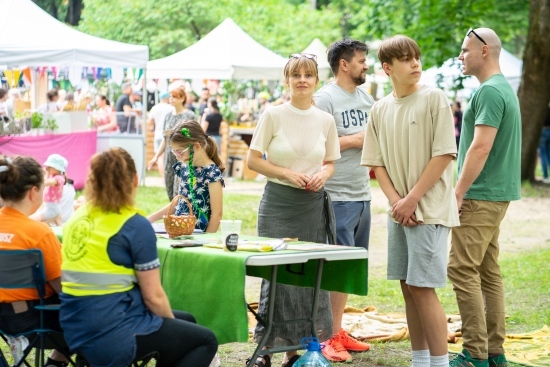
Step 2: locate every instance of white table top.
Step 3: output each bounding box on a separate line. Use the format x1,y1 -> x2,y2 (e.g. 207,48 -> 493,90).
245,247 -> 368,266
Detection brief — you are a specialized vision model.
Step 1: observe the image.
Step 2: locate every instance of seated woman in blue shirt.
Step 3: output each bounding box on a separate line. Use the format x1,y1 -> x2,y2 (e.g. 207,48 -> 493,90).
59,147 -> 217,367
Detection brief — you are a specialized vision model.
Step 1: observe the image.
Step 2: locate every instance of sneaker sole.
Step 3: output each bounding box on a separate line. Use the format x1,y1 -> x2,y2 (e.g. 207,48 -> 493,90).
345,347 -> 370,352
322,353 -> 353,363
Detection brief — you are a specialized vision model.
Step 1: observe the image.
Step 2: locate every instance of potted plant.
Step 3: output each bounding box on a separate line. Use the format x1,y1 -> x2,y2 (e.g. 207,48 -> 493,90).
44,117 -> 58,133
30,112 -> 43,129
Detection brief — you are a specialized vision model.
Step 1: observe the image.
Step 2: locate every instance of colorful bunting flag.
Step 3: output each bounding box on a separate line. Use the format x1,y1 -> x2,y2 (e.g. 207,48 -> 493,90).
3,69 -> 22,88
38,66 -> 47,80
22,68 -> 32,86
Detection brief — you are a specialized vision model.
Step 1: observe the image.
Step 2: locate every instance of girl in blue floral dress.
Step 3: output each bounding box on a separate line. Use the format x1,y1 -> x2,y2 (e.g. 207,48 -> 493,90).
148,120 -> 225,232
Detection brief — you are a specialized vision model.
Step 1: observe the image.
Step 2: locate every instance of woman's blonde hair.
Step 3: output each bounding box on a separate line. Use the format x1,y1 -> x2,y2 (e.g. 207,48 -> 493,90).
169,120 -> 225,173
85,148 -> 136,213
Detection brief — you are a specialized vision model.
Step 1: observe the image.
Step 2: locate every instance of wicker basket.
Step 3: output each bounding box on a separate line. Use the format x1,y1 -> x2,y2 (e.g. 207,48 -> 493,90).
163,195 -> 197,238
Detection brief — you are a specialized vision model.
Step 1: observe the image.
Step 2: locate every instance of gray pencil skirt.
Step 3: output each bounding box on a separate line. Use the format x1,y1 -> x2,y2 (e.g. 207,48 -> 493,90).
253,181 -> 334,346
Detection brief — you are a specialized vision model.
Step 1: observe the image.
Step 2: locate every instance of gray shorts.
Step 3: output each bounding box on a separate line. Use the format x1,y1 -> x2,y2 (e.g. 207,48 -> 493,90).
42,202 -> 61,221
387,218 -> 449,288
332,201 -> 371,250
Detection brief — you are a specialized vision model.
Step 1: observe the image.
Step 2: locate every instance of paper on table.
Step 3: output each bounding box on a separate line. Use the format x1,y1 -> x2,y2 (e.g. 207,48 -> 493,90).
203,243 -> 273,252
239,239 -> 287,251
202,239 -> 286,252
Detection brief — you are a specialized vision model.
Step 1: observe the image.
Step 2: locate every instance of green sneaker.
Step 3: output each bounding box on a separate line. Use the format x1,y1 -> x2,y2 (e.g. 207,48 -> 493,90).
449,349 -> 489,367
488,353 -> 507,367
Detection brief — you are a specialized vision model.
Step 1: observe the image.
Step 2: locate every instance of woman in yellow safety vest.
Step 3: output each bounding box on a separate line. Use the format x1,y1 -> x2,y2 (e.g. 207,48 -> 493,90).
59,148 -> 218,367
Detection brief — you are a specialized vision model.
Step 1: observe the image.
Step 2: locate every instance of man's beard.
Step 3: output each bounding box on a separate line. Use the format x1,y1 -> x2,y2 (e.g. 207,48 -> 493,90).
352,73 -> 366,86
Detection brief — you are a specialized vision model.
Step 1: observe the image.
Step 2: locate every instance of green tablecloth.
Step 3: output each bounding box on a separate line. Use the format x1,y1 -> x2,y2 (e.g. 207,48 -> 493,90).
54,228 -> 368,344
156,234 -> 368,344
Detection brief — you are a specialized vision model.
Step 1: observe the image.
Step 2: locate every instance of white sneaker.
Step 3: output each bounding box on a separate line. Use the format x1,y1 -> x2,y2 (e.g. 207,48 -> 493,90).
208,353 -> 221,367
542,177 -> 550,184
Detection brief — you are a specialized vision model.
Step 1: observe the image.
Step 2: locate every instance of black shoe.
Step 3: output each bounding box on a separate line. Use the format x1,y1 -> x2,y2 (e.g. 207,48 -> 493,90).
282,355 -> 300,367
246,354 -> 271,367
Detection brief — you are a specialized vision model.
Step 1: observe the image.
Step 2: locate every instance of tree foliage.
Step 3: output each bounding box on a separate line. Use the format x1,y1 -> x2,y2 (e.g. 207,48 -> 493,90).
77,0 -> 341,60
32,0 -> 83,25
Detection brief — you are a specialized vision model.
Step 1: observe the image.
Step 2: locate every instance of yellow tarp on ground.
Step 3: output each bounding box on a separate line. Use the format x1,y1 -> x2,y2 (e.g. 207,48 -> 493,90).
249,305 -> 550,366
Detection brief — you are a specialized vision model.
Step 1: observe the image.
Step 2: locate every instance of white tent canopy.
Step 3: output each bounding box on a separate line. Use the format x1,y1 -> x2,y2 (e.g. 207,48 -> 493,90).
0,0 -> 148,68
147,18 -> 287,80
420,49 -> 522,95
302,38 -> 331,80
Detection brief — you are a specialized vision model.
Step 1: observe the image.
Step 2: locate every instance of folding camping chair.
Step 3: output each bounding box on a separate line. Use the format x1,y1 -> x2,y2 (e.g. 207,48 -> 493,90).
0,249 -> 75,367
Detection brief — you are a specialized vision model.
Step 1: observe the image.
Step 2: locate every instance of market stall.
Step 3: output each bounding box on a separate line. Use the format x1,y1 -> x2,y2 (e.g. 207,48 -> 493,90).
0,0 -> 148,69
147,18 -> 286,80
302,38 -> 332,80
0,0 -> 150,182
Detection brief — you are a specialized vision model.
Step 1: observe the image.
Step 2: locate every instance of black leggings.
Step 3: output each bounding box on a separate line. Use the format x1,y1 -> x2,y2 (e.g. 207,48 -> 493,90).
135,310 -> 218,367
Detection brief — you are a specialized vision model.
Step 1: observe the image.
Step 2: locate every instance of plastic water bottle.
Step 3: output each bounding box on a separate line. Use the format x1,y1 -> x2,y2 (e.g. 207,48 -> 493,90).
292,337 -> 331,367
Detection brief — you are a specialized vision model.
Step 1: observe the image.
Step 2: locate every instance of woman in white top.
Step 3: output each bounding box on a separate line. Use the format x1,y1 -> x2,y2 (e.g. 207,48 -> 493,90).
247,54 -> 341,367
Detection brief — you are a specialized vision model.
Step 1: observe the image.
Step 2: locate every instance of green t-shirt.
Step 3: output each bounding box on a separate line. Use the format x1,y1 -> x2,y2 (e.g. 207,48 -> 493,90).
458,74 -> 521,201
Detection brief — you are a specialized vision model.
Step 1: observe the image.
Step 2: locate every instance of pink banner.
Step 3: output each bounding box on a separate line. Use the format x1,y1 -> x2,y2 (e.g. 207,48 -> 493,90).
0,131 -> 97,190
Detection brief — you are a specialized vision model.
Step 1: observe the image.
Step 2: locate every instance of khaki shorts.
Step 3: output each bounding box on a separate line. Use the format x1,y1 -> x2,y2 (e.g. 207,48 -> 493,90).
387,218 -> 450,288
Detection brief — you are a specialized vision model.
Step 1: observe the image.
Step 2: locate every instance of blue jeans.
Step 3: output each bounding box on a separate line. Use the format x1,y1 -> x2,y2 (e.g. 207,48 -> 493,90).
332,201 -> 371,250
539,128 -> 550,178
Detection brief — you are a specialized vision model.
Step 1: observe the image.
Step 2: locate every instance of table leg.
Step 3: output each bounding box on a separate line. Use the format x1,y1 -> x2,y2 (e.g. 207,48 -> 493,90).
248,259 -> 326,366
310,259 -> 325,337
247,264 -> 278,367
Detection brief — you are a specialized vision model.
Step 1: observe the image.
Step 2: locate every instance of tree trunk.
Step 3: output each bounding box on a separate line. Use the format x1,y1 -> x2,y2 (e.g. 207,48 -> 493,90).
65,0 -> 84,26
49,0 -> 58,19
517,0 -> 550,181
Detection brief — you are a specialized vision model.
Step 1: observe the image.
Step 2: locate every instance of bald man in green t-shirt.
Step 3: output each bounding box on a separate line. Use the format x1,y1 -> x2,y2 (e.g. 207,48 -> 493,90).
448,28 -> 521,367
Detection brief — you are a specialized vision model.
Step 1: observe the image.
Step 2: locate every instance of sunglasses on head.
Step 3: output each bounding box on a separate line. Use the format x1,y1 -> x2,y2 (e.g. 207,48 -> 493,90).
466,28 -> 487,45
289,53 -> 317,61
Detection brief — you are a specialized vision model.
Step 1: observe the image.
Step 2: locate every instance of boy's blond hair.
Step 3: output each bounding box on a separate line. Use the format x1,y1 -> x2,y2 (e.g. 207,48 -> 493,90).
378,35 -> 421,67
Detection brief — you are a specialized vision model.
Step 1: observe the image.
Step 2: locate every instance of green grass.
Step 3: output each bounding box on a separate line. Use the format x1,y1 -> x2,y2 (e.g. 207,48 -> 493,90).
356,248 -> 550,334
220,194 -> 259,235
521,179 -> 550,197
